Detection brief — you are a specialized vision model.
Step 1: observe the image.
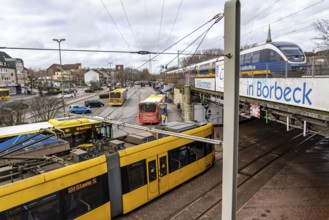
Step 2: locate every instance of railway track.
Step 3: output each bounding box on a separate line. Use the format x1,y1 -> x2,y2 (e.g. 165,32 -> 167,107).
116,119 -> 323,220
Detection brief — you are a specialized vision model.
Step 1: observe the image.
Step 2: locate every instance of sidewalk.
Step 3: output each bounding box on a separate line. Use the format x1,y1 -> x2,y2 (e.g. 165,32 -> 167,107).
167,102 -> 183,122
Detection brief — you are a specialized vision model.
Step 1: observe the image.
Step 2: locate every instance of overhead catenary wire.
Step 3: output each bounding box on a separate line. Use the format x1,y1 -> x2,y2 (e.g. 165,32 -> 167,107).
158,14 -> 224,73
0,47 -> 203,55
100,0 -> 132,50
156,0 -> 166,51
165,0 -> 184,49
136,13 -> 222,70
200,0 -> 328,51
120,0 -> 140,50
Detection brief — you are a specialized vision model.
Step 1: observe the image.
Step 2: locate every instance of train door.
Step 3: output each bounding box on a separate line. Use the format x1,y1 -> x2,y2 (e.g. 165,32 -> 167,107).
146,153 -> 169,200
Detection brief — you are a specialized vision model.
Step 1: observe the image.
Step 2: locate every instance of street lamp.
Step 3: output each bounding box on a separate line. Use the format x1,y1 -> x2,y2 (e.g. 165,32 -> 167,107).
53,38 -> 66,111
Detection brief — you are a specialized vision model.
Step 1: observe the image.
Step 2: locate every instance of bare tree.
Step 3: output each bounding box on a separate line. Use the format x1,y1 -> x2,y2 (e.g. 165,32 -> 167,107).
313,19 -> 329,49
28,97 -> 62,122
180,48 -> 224,67
241,43 -> 258,50
0,101 -> 28,126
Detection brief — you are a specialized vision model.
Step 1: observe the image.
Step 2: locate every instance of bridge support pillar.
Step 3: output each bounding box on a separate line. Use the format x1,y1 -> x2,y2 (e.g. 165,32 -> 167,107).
183,85 -> 192,121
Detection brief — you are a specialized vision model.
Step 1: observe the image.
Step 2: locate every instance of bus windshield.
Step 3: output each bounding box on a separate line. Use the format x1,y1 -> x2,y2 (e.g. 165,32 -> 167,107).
110,92 -> 121,98
278,46 -> 305,62
139,103 -> 156,113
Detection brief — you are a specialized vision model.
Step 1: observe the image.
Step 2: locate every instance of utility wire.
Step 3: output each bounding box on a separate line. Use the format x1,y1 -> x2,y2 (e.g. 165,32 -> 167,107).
136,13 -> 222,70
244,0 -> 325,36
242,0 -> 281,26
200,0 -> 327,50
120,0 -> 140,50
157,16 -> 223,74
165,0 -> 184,49
100,0 -> 132,50
156,0 -> 166,51
0,46 -> 203,55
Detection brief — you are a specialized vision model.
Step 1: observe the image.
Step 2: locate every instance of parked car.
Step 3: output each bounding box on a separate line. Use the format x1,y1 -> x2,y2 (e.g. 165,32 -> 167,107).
68,105 -> 92,114
57,93 -> 74,99
84,99 -> 105,107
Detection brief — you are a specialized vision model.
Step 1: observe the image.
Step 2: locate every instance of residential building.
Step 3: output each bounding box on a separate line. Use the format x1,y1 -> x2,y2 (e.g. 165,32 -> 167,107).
84,69 -> 109,86
0,51 -> 27,94
47,63 -> 82,86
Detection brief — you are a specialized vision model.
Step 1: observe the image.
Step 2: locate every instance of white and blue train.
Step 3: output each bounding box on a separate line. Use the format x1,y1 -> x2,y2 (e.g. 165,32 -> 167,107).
166,42 -> 329,113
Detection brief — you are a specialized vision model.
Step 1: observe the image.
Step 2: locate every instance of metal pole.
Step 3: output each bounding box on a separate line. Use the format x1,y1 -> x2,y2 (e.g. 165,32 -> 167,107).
178,50 -> 180,69
222,1 -> 240,220
312,54 -> 315,77
53,38 -> 66,112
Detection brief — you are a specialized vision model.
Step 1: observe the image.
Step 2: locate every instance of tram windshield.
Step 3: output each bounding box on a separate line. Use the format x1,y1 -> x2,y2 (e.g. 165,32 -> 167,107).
278,46 -> 305,62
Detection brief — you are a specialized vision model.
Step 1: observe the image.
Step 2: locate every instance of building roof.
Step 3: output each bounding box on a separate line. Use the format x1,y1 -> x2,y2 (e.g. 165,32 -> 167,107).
48,63 -> 81,71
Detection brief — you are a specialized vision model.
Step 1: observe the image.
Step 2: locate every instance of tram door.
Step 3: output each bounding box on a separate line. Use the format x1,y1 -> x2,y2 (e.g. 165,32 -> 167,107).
146,153 -> 169,200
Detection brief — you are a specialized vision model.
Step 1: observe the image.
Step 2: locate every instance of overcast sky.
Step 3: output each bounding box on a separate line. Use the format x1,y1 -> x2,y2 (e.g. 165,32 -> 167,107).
0,0 -> 328,73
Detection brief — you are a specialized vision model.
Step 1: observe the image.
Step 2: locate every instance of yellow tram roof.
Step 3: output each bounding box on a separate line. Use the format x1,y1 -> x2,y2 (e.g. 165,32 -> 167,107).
0,117 -> 101,139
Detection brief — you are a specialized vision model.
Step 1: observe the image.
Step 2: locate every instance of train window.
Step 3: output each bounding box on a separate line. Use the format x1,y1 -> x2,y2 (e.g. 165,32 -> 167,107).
240,54 -> 245,65
269,50 -> 283,62
64,174 -> 109,219
252,51 -> 260,63
121,160 -> 147,194
148,160 -> 157,182
7,193 -> 60,220
244,53 -> 252,64
259,49 -> 270,62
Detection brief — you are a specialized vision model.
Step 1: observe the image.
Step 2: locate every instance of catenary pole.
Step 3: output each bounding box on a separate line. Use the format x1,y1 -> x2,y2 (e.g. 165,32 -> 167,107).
222,0 -> 240,220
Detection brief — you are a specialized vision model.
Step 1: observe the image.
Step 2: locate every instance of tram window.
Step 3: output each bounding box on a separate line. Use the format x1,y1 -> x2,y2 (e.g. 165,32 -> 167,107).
252,51 -> 260,63
205,142 -> 214,156
121,160 -> 147,194
148,160 -> 157,182
244,53 -> 252,64
159,156 -> 167,176
7,193 -> 60,220
64,174 -> 109,219
190,142 -> 205,161
168,146 -> 188,172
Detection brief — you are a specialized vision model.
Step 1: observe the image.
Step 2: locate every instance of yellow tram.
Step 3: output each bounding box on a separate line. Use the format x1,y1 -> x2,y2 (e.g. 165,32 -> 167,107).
0,121 -> 215,219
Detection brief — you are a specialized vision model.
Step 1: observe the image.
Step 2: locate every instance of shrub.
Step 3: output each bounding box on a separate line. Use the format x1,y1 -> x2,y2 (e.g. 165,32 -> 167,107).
85,89 -> 94,93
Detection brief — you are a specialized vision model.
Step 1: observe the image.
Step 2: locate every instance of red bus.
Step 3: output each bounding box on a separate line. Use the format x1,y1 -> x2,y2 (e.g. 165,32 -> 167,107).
138,94 -> 166,124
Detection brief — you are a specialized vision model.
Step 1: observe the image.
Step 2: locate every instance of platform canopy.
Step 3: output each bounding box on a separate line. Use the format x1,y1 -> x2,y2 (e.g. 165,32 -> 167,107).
160,85 -> 172,94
